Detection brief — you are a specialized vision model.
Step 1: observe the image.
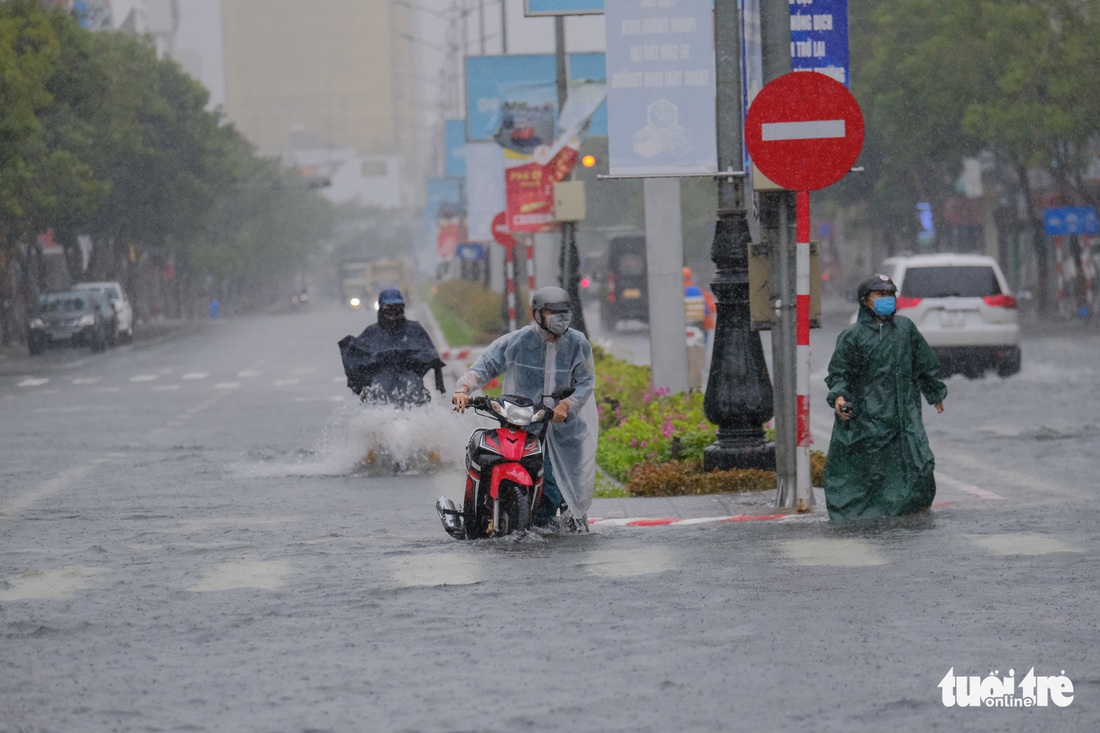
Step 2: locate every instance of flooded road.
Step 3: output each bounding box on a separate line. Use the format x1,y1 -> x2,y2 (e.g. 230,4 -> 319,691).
1,300 -> 1097,731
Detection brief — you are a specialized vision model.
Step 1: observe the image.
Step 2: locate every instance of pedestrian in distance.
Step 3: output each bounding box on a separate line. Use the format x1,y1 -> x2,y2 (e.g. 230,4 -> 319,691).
823,274 -> 948,520
452,286 -> 598,531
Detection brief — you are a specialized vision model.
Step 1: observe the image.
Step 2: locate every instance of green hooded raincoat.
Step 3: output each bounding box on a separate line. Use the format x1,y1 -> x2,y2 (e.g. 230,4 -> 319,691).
823,307 -> 949,520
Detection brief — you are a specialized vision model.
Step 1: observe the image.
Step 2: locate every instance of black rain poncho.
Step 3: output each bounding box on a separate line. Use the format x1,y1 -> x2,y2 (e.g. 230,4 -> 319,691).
823,307 -> 948,520
338,320 -> 445,407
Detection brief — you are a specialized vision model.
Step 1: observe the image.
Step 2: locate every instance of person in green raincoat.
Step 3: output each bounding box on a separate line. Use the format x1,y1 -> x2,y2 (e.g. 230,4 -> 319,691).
823,274 -> 948,520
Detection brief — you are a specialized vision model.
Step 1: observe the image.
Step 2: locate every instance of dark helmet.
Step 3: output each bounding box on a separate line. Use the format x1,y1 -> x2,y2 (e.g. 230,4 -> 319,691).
857,274 -> 897,301
377,288 -> 404,307
531,286 -> 570,314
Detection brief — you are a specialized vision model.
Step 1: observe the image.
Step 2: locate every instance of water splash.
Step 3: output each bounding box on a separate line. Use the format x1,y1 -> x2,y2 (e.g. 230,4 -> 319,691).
239,397 -> 467,478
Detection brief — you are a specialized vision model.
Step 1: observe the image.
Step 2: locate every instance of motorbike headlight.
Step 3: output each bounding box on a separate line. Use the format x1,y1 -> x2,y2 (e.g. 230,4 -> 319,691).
499,401 -> 536,426
78,314 -> 95,326
349,297 -> 361,308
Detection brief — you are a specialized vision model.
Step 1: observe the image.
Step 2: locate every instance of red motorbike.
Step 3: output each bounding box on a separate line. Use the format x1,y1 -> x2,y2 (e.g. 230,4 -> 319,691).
436,389 -> 571,539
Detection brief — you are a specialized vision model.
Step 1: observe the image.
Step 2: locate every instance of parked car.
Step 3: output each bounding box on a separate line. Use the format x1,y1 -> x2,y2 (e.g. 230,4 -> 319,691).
27,291 -> 111,355
73,281 -> 134,343
600,235 -> 648,331
855,253 -> 1021,378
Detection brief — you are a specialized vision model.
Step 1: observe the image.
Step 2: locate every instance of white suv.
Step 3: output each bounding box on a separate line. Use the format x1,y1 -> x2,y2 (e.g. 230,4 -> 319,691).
871,254 -> 1021,378
73,281 -> 134,344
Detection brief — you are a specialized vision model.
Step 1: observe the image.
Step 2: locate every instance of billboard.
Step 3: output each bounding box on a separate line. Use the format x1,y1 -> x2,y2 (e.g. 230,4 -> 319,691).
444,119 -> 467,179
466,53 -> 608,142
525,0 -> 603,15
604,0 -> 718,176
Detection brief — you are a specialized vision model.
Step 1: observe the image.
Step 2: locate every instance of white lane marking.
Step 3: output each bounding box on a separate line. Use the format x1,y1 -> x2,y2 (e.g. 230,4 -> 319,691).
777,538 -> 888,567
17,378 -> 49,387
71,377 -> 100,385
188,559 -> 291,592
0,566 -> 105,601
0,459 -> 106,519
968,533 -> 1084,557
937,474 -> 1005,500
581,547 -> 675,577
272,379 -> 300,387
214,382 -> 241,389
389,553 -> 482,587
762,119 -> 845,141
129,374 -> 158,382
936,446 -> 1084,500
237,370 -> 262,378
181,372 -> 209,380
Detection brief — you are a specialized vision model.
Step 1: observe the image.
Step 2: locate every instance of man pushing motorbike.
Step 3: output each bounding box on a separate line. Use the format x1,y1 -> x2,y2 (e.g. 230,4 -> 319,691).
338,289 -> 446,407
452,286 -> 598,532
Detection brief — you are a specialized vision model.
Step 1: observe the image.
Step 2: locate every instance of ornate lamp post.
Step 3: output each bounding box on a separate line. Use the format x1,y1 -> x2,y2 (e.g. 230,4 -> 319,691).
703,0 -> 775,471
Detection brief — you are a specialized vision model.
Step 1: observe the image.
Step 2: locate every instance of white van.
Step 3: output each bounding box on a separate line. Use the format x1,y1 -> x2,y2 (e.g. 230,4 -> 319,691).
73,281 -> 134,344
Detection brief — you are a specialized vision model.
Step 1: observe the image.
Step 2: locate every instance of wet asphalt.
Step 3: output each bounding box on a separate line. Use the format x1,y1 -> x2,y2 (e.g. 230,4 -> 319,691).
0,299 -> 1097,732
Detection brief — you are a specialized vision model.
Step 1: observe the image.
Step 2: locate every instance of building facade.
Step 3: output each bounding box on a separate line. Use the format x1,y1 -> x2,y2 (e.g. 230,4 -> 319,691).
221,0 -> 419,207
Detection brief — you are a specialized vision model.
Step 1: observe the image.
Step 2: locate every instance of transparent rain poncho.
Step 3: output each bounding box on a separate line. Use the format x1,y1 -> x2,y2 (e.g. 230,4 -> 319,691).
456,324 -> 598,517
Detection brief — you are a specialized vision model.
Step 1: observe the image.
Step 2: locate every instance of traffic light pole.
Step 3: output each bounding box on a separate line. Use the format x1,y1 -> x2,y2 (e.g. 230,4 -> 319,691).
555,16 -> 588,336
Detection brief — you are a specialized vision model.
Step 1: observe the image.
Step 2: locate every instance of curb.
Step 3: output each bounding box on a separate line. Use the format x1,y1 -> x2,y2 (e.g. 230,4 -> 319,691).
588,512 -> 820,527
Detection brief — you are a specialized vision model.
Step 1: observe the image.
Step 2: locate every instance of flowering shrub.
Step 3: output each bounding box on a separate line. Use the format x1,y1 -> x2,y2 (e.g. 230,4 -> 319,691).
593,346 -> 825,495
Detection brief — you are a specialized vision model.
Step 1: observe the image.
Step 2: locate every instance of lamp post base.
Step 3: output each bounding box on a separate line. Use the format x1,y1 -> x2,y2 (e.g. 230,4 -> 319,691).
704,433 -> 776,472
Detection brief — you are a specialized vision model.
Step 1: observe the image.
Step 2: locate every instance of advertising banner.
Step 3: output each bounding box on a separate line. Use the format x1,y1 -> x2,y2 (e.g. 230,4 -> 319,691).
525,0 -> 603,15
466,53 -> 608,142
604,0 -> 718,176
503,82 -> 606,232
444,119 -> 467,178
425,177 -> 465,259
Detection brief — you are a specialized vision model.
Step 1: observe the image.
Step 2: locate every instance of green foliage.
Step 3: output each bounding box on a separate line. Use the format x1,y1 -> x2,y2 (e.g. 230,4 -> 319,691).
843,0 -> 1100,249
593,347 -> 826,496
0,1 -> 335,321
623,454 -> 826,498
429,280 -> 530,344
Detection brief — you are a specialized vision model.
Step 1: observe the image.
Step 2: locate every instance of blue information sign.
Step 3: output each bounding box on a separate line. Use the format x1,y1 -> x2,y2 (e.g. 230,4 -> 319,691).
604,0 -> 718,176
789,0 -> 850,86
456,243 -> 487,261
444,119 -> 467,179
525,0 -> 603,16
1044,206 -> 1100,236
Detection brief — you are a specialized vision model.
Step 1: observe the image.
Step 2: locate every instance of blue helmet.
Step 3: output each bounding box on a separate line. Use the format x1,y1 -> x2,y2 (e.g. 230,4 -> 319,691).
377,289 -> 404,306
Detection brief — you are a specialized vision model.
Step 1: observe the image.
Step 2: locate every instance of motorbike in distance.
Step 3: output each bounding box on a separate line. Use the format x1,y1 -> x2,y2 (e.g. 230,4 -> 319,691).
436,388 -> 574,539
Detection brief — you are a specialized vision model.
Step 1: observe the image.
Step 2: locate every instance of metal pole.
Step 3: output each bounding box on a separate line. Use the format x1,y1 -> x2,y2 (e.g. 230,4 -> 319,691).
760,0 -> 799,505
703,0 -> 775,471
501,0 -> 508,53
479,0 -> 486,54
795,190 -> 813,509
554,16 -> 588,335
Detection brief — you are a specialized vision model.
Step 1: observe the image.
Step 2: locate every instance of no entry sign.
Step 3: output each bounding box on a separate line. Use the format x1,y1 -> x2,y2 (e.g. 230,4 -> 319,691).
491,211 -> 516,248
745,72 -> 864,192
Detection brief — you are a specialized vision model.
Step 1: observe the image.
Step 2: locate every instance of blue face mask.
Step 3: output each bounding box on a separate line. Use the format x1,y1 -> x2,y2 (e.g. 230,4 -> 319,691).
872,296 -> 896,317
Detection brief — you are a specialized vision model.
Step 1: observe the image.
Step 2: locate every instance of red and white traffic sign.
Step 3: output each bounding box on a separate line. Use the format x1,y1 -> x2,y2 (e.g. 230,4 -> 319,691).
491,211 -> 516,249
744,72 -> 864,192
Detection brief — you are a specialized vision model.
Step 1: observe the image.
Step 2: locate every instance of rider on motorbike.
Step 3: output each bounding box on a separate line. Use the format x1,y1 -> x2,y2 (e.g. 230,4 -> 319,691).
452,286 -> 598,531
338,289 -> 446,407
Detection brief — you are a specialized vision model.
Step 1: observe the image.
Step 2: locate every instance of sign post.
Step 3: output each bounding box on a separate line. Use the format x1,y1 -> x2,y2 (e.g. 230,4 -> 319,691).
492,211 -> 519,332
745,71 -> 864,511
